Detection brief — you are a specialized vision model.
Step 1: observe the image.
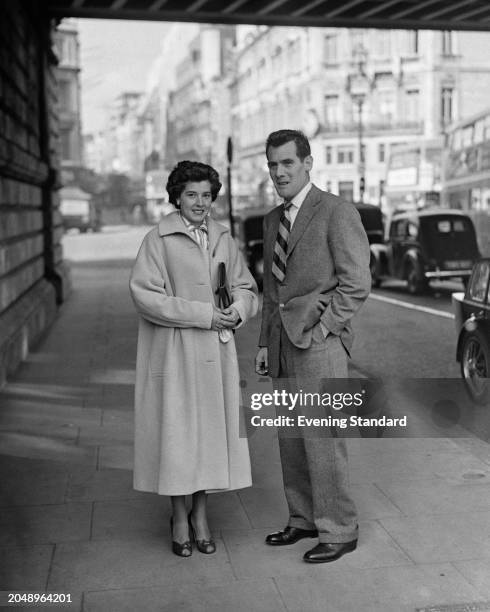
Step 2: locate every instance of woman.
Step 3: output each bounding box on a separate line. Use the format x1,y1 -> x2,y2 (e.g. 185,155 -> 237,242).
130,161 -> 258,557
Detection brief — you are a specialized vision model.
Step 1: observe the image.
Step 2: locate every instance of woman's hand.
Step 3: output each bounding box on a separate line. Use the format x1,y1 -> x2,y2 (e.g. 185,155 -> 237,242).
211,305 -> 235,331
221,306 -> 241,327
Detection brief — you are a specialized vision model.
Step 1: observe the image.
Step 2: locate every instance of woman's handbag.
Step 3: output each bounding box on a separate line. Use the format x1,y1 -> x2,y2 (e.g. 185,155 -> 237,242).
216,262 -> 232,309
216,262 -> 233,343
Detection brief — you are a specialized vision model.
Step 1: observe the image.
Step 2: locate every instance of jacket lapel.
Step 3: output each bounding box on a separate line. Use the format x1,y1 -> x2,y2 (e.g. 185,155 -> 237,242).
286,185 -> 321,258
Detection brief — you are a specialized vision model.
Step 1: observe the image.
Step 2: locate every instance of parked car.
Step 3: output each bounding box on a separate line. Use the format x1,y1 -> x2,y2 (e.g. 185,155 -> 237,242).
452,258 -> 490,404
233,201 -> 384,290
233,210 -> 267,289
370,209 -> 480,294
354,202 -> 384,245
60,186 -> 101,233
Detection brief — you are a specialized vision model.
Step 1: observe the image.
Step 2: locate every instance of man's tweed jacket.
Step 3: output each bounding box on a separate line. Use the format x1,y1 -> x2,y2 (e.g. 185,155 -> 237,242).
259,184 -> 371,377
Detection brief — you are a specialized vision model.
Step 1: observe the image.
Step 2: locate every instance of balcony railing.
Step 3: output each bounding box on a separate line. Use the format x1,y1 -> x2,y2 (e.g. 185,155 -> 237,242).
320,120 -> 424,134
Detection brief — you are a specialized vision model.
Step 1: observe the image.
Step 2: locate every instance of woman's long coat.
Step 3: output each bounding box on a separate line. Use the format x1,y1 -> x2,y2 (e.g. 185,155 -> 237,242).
129,212 -> 258,495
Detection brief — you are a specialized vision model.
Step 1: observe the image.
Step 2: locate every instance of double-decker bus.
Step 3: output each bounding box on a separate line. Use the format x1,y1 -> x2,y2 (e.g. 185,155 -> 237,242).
442,109 -> 490,256
384,139 -> 443,214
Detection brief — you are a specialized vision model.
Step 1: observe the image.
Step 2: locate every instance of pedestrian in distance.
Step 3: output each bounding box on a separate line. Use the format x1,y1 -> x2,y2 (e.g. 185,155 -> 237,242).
255,129 -> 371,563
130,160 -> 258,557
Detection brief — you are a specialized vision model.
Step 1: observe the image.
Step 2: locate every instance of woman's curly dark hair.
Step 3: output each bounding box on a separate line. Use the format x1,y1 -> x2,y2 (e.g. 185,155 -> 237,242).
166,161 -> 222,207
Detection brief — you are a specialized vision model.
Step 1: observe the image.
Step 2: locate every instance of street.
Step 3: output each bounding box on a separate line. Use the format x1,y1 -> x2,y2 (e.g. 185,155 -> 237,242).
63,224 -> 461,381
1,223 -> 490,611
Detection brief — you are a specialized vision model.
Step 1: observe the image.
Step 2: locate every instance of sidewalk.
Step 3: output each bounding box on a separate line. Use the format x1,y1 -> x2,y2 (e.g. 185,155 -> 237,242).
1,253 -> 490,612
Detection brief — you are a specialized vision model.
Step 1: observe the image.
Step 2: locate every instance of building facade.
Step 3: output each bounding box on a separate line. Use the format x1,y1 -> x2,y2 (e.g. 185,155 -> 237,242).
53,18 -> 83,166
230,26 -> 490,210
165,24 -> 236,182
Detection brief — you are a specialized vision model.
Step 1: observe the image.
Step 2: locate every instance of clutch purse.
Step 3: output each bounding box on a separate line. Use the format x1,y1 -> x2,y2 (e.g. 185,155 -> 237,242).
216,262 -> 233,343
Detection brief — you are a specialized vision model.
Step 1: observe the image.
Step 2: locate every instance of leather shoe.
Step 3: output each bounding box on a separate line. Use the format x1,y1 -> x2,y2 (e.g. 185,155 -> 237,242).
265,526 -> 318,546
303,540 -> 357,563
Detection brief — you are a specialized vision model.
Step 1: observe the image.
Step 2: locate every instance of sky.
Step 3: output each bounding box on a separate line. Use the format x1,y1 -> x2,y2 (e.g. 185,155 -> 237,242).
77,19 -> 172,134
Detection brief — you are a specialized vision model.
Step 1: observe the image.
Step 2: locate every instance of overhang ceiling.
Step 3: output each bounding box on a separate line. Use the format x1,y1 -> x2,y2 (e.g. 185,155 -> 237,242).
46,0 -> 490,32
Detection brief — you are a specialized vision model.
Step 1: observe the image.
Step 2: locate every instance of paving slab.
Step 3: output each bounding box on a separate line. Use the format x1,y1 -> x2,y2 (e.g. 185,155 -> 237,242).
274,563 -> 484,612
346,437 -> 462,456
83,578 -> 286,612
0,432 -> 97,466
64,467 -> 145,503
47,536 -> 234,592
0,383 -> 86,408
351,483 -> 403,519
222,521 -> 412,580
91,498 -> 169,540
0,457 -> 69,507
98,444 -> 133,470
206,491 -> 252,531
350,448 -> 490,484
454,559 -> 490,597
380,511 -> 490,563
0,502 -> 92,546
237,485 -> 288,529
78,422 -> 132,446
0,544 -> 53,590
377,478 -> 490,516
0,422 -> 79,442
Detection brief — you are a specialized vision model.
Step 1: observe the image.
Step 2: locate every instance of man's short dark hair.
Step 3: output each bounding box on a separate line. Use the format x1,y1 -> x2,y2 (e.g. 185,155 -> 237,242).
265,130 -> 311,161
166,160 -> 222,206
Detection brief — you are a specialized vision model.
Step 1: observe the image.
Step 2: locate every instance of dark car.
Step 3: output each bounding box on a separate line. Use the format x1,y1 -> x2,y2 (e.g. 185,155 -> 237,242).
370,209 -> 480,294
354,202 -> 384,245
234,210 -> 267,289
452,258 -> 490,404
234,201 -> 383,290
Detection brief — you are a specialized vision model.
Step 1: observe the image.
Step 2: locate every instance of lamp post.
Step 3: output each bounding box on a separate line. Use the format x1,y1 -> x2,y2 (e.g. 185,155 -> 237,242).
226,136 -> 235,237
349,43 -> 369,203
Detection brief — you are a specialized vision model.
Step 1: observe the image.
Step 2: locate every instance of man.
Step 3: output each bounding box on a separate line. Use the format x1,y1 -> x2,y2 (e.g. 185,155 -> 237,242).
255,129 -> 371,563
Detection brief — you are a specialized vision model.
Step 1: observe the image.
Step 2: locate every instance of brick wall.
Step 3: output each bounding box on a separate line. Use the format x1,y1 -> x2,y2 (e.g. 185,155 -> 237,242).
0,1 -> 69,386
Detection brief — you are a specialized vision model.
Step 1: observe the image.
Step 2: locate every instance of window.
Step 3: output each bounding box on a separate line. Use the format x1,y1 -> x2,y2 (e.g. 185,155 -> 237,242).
338,181 -> 354,202
441,31 -> 454,56
441,87 -> 454,124
58,80 -> 71,112
272,47 -> 283,77
378,90 -> 395,123
324,95 -> 340,126
60,129 -> 71,160
407,222 -> 418,238
375,31 -> 391,58
407,31 -> 419,55
474,119 -> 484,144
326,180 -> 332,192
350,30 -> 367,56
378,143 -> 385,163
324,34 -> 338,64
379,179 -> 385,199
325,146 -> 333,164
360,144 -> 366,164
406,90 -> 420,122
468,261 -> 490,302
337,147 -> 354,164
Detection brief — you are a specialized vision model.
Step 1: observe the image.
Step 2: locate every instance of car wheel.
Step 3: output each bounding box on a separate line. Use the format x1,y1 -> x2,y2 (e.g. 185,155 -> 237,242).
461,330 -> 489,405
406,263 -> 427,295
253,256 -> 264,291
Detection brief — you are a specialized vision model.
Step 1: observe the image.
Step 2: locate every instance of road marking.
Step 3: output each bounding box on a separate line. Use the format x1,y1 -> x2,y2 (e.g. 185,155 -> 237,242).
369,293 -> 455,319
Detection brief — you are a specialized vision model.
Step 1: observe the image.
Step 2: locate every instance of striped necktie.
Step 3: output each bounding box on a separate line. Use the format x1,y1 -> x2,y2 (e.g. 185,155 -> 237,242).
272,201 -> 292,283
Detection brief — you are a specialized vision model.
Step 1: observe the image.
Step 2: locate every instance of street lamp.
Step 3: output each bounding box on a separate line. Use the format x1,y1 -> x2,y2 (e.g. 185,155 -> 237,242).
349,43 -> 370,203
226,136 -> 235,238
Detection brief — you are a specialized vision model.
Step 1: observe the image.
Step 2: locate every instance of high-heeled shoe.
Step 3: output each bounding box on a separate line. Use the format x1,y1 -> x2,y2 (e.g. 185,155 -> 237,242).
170,517 -> 192,557
188,512 -> 216,554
